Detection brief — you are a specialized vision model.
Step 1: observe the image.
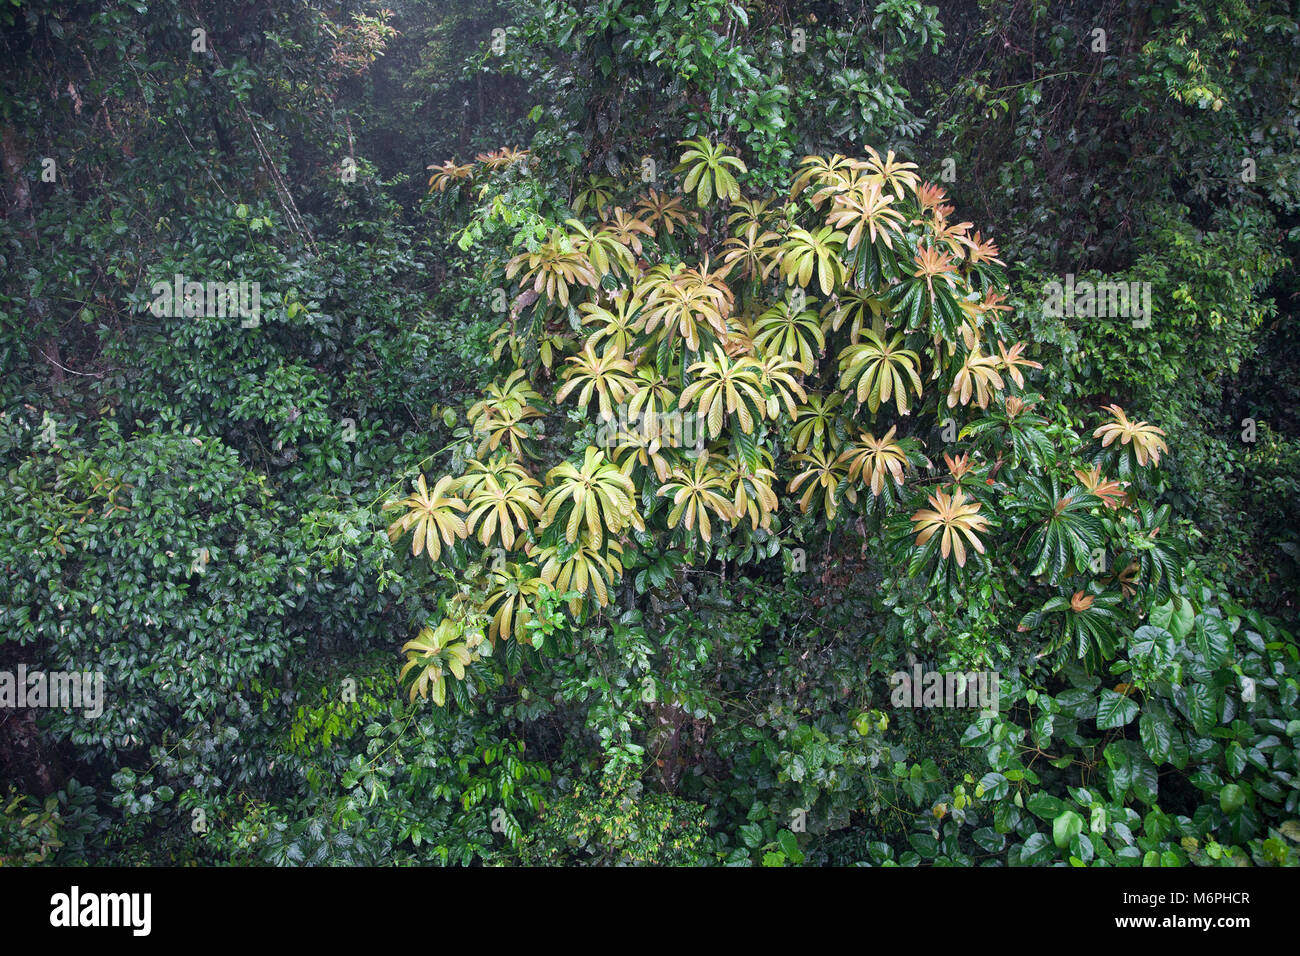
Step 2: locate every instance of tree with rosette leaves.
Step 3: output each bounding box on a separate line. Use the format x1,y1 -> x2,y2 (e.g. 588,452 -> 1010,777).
388,137 -> 1184,710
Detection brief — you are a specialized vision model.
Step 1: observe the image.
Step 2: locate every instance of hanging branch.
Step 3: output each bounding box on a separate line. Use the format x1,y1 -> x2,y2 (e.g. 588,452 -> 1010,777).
200,22 -> 320,256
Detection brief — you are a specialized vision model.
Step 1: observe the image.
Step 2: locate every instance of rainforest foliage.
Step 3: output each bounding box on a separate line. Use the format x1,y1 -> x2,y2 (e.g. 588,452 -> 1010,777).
1,0 -> 1298,867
